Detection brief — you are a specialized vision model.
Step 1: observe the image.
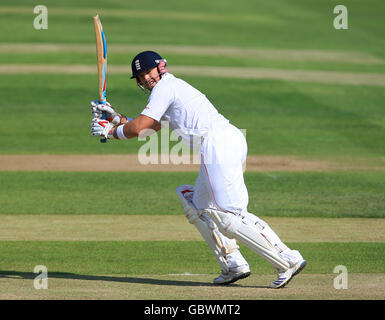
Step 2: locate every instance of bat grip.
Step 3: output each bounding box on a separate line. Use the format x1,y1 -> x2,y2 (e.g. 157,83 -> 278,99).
100,111 -> 107,143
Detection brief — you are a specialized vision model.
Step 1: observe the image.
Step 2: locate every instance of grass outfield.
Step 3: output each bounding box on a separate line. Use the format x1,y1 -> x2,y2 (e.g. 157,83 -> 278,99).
0,241 -> 384,275
1,215 -> 384,242
1,1 -> 385,158
0,0 -> 384,300
1,170 -> 383,299
0,241 -> 384,299
1,0 -> 384,58
2,50 -> 385,74
1,75 -> 385,158
0,170 -> 383,299
0,171 -> 383,217
1,273 -> 384,300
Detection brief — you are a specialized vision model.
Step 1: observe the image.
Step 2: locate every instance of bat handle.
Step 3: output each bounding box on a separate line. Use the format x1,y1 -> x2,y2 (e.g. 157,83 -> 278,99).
100,110 -> 107,143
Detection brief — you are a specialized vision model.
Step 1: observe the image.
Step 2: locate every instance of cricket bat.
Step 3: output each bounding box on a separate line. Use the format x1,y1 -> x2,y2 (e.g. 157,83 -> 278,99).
93,14 -> 108,143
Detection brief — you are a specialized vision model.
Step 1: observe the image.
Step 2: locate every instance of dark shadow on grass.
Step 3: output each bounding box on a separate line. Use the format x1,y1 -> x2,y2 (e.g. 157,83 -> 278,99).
0,270 -> 267,288
0,270 -> 209,287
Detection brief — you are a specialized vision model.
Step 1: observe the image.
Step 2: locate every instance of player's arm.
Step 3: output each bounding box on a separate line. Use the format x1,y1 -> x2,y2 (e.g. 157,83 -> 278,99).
90,99 -> 161,140
150,120 -> 161,131
113,115 -> 160,139
91,114 -> 160,140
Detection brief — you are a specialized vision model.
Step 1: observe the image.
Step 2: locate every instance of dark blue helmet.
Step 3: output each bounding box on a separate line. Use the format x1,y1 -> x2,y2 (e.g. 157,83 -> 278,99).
130,51 -> 164,79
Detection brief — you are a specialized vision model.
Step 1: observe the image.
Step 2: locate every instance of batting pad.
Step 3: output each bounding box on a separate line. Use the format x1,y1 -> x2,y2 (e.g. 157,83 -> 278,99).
203,208 -> 290,271
176,185 -> 235,273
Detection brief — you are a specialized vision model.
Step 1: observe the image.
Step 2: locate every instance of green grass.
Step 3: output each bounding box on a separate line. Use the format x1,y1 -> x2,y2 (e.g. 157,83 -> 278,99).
0,1 -> 384,158
0,74 -> 384,157
0,1 -> 383,299
1,0 -> 384,58
0,241 -> 383,275
0,171 -> 383,218
2,52 -> 385,74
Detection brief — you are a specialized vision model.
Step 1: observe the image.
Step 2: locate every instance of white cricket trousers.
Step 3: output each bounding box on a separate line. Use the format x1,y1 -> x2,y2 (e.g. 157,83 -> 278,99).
192,123 -> 249,268
193,123 -> 249,215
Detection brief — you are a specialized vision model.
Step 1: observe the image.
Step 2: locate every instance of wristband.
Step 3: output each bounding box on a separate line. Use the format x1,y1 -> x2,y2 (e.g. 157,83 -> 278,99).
116,124 -> 128,140
126,117 -> 134,122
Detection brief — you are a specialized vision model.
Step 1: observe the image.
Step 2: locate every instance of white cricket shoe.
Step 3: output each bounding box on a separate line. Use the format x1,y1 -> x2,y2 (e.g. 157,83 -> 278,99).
213,265 -> 251,285
269,259 -> 307,289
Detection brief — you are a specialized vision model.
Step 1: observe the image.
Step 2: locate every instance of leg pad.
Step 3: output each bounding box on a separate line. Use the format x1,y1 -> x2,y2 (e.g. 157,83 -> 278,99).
203,208 -> 290,271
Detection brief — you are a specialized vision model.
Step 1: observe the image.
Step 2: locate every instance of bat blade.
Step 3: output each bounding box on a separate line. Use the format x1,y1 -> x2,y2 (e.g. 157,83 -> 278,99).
93,14 -> 108,143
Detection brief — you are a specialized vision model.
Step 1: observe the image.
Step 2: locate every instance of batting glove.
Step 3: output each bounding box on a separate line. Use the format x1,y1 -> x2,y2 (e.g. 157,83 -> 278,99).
90,100 -> 122,125
90,118 -> 115,140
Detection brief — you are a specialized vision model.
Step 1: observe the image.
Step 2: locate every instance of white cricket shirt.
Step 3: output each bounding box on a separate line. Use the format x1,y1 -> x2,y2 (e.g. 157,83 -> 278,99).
141,73 -> 229,143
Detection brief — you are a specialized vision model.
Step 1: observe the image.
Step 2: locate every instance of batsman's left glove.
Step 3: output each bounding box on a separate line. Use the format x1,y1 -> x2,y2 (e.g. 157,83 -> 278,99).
91,118 -> 115,140
91,100 -> 122,125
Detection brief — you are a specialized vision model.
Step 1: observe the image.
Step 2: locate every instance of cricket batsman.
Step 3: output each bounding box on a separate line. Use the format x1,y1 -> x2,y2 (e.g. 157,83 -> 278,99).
90,51 -> 307,288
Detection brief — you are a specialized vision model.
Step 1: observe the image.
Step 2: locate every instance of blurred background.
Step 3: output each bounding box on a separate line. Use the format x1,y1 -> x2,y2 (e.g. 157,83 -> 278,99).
0,0 -> 384,159
0,0 -> 384,300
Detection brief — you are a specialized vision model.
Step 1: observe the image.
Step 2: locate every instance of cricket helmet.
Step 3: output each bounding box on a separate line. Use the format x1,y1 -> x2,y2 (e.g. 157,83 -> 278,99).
130,51 -> 167,79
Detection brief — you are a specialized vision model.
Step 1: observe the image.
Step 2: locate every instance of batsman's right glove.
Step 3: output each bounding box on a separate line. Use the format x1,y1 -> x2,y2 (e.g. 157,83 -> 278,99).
90,118 -> 115,140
